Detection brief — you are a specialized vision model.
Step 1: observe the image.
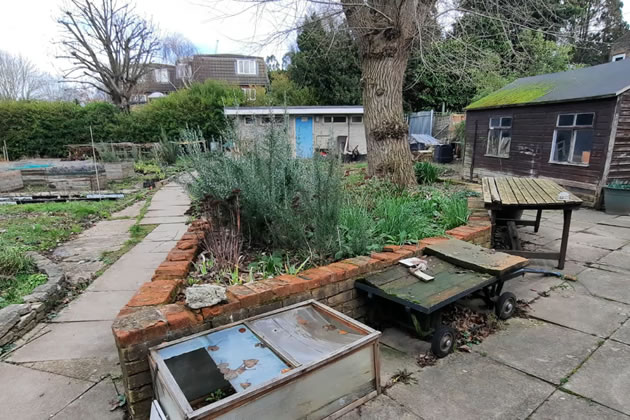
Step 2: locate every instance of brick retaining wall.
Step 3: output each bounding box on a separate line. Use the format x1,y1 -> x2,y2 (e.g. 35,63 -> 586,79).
112,197 -> 491,419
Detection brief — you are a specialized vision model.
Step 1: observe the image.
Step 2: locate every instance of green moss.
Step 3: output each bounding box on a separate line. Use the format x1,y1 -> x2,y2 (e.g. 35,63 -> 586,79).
467,82 -> 555,109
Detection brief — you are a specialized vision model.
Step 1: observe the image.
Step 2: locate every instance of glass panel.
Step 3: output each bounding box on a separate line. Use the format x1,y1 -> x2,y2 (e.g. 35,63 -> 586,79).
553,130 -> 572,162
486,129 -> 500,155
490,117 -> 501,128
324,116 -> 332,123
572,130 -> 593,164
576,113 -> 594,126
500,117 -> 512,127
333,116 -> 347,123
498,129 -> 511,156
351,116 -> 363,123
558,114 -> 575,126
248,306 -> 364,365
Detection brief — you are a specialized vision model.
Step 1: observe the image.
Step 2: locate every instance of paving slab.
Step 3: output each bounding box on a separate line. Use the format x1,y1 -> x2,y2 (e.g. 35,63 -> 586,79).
59,260 -> 106,285
565,340 -> 630,415
8,321 -> 119,363
21,357 -> 122,383
144,223 -> 188,241
585,224 -> 630,240
503,273 -> 565,303
52,290 -> 136,322
578,267 -> 630,305
571,209 -> 619,224
380,327 -> 430,355
598,216 -> 630,229
529,288 -> 629,337
339,394 -> 421,420
0,362 -> 92,420
131,240 -> 180,254
52,219 -> 135,261
140,216 -> 189,225
527,258 -> 587,276
87,253 -> 167,292
476,318 -> 599,384
51,378 -> 124,420
596,250 -> 630,271
542,240 -> 611,263
111,200 -> 145,219
531,390 -> 630,419
386,352 -> 554,420
564,232 -> 628,251
144,208 -> 188,217
379,344 -> 420,386
612,319 -> 630,345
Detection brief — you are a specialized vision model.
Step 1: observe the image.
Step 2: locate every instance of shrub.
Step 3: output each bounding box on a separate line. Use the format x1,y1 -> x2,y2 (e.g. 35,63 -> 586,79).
156,129 -> 180,165
414,161 -> 442,184
186,122 -> 343,258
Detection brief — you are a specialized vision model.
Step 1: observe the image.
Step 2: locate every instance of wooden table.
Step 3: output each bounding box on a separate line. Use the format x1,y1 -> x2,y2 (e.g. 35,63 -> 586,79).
482,177 -> 583,269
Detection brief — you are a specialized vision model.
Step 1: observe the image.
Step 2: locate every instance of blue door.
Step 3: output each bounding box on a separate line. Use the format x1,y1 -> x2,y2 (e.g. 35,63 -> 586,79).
295,116 -> 313,158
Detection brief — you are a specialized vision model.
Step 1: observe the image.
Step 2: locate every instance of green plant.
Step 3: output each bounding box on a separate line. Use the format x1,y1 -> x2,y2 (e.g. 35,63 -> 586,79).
439,193 -> 470,230
251,253 -> 284,278
335,204 -> 382,259
134,161 -> 165,179
195,255 -> 215,276
0,247 -> 35,277
284,256 -> 310,275
414,162 -> 442,184
229,266 -> 242,285
0,273 -> 47,308
96,142 -> 121,162
157,129 -> 180,165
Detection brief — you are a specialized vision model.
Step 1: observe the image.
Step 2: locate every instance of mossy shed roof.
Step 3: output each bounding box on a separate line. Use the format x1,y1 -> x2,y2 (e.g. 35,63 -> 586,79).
467,59 -> 630,110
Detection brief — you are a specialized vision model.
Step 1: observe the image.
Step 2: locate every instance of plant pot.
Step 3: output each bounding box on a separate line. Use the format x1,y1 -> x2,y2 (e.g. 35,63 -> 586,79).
604,186 -> 630,215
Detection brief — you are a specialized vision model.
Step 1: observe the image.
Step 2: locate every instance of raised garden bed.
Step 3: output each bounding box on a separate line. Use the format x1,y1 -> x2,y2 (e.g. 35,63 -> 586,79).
112,196 -> 491,419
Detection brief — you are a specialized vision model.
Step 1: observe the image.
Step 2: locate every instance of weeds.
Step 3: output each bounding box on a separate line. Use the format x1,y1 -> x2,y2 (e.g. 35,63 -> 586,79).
0,247 -> 35,277
157,129 -> 180,165
414,162 -> 442,184
390,369 -> 418,385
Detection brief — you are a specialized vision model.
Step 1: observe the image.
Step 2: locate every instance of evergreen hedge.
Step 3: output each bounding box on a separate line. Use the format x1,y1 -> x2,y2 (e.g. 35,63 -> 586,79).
0,80 -> 241,159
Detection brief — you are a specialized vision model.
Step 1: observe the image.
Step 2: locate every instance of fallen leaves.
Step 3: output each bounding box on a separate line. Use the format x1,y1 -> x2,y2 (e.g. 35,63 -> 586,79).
416,352 -> 438,368
443,305 -> 502,348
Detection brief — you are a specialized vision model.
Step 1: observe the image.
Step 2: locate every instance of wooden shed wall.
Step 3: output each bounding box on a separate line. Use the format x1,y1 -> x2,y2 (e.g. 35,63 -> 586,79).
463,97 -> 617,204
607,91 -> 630,183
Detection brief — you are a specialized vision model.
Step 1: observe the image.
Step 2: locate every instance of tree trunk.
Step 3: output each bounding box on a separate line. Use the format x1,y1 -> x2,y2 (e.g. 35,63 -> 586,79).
361,45 -> 416,187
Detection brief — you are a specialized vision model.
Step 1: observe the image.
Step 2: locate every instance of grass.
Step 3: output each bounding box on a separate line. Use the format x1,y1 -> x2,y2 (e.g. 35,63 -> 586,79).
0,189 -> 149,307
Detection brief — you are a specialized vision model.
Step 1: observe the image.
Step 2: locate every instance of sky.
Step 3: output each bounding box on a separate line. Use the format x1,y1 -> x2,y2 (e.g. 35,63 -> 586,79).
0,0 -> 300,74
0,0 -> 629,75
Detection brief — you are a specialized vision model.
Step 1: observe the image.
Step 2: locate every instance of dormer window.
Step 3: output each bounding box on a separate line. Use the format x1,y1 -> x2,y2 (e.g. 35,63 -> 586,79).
237,59 -> 257,75
176,63 -> 191,79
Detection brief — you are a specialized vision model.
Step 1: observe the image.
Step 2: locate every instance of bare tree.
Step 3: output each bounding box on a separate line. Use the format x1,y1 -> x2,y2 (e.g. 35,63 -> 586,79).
161,33 -> 198,64
0,51 -> 47,100
57,0 -> 160,111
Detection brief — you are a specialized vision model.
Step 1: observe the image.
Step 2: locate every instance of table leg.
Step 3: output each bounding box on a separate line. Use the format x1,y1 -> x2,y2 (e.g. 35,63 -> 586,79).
490,210 -> 497,248
534,209 -> 542,233
558,209 -> 572,269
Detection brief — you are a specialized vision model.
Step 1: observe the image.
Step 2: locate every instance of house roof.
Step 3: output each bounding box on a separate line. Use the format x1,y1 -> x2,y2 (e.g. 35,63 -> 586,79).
184,55 -> 269,87
224,106 -> 364,115
467,59 -> 630,110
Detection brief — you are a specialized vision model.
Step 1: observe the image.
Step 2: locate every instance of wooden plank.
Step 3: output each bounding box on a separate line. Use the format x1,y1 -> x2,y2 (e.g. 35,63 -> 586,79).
529,178 -> 559,204
495,177 -> 518,205
424,238 -> 529,276
482,177 -> 492,204
488,178 -> 502,203
505,177 -> 527,204
511,177 -> 538,205
363,266 -> 409,288
537,179 -> 582,204
521,178 -> 551,205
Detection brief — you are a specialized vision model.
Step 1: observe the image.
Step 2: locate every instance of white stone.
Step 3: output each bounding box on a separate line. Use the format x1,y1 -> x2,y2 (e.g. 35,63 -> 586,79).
185,284 -> 227,309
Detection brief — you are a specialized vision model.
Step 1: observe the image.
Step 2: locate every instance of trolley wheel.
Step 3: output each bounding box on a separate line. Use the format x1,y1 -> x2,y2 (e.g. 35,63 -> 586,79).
495,292 -> 517,320
431,326 -> 456,358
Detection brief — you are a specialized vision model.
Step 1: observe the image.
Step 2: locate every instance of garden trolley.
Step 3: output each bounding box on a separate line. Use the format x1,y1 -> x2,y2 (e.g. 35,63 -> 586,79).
356,239 -> 571,357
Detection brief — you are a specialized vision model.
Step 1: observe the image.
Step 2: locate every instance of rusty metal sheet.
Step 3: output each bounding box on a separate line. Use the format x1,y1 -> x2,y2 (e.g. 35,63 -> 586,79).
248,306 -> 365,365
424,238 -> 528,275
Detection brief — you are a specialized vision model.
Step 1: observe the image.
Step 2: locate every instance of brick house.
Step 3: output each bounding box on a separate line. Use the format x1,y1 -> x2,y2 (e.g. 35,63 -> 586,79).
132,54 -> 269,104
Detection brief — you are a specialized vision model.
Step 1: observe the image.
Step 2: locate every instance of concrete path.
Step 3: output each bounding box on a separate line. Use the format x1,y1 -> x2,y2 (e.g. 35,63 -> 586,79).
0,183 -> 190,419
342,207 -> 630,420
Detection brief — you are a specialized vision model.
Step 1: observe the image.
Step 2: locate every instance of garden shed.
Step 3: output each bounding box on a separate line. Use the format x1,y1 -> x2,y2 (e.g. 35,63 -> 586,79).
224,106 -> 366,159
463,59 -> 630,206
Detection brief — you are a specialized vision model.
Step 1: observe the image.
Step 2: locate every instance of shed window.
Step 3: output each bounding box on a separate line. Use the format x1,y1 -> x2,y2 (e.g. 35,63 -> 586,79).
244,116 -> 255,125
351,116 -> 363,123
261,115 -> 284,125
550,113 -> 594,165
486,116 -> 512,158
323,116 -> 333,123
237,59 -> 257,75
333,116 -> 347,123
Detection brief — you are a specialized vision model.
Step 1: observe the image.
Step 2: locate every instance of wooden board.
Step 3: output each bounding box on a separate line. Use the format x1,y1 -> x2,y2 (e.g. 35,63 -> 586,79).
361,257 -> 495,312
423,239 -> 528,276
